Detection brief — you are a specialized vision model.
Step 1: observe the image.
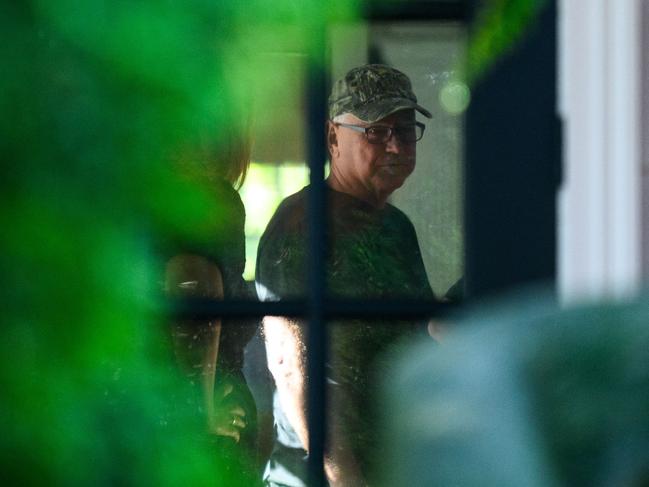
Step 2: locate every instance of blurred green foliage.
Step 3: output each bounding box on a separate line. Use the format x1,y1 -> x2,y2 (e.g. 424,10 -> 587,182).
467,0 -> 548,84
1,0 -> 357,483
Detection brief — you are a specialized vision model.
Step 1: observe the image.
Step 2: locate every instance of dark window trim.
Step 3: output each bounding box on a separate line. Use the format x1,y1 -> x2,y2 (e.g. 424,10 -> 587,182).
305,47 -> 329,487
172,298 -> 451,320
363,0 -> 468,21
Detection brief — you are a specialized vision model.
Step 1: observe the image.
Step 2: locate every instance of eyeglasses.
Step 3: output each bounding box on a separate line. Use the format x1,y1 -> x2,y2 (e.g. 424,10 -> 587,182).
333,121 -> 426,144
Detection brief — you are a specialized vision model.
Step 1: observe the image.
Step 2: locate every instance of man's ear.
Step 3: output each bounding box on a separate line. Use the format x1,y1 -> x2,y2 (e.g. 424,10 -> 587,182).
326,121 -> 339,158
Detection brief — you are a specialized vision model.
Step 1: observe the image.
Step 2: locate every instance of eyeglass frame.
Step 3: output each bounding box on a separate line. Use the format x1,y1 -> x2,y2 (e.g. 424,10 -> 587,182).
331,121 -> 426,144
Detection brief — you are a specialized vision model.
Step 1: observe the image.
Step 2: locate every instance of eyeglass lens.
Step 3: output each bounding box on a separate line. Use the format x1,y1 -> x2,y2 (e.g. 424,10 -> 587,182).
366,124 -> 422,143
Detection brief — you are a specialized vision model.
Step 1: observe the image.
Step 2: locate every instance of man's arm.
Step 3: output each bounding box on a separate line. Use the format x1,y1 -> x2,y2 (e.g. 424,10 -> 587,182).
263,316 -> 363,486
263,316 -> 309,447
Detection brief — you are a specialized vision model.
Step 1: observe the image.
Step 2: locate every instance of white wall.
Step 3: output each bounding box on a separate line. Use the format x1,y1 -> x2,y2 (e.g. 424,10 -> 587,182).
558,0 -> 644,303
642,0 -> 649,280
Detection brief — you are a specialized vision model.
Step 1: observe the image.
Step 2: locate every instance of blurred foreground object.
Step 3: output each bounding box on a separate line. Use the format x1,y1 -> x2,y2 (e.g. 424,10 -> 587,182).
0,0 -> 357,484
381,291 -> 649,487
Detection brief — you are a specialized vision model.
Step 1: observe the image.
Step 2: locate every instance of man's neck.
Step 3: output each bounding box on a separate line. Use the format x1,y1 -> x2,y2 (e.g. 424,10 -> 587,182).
326,173 -> 387,209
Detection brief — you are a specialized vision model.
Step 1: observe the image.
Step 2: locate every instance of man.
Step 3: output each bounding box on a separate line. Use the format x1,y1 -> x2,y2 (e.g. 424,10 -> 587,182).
256,64 -> 436,486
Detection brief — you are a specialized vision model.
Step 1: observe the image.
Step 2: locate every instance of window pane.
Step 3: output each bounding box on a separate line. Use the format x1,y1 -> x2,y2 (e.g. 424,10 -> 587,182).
327,318 -> 433,484
260,316 -> 440,486
161,33 -> 313,483
328,21 -> 465,301
258,21 -> 466,487
248,51 -> 311,302
240,47 -> 312,485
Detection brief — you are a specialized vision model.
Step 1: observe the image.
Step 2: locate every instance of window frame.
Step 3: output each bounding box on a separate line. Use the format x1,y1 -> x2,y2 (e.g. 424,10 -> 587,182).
171,2 -> 571,485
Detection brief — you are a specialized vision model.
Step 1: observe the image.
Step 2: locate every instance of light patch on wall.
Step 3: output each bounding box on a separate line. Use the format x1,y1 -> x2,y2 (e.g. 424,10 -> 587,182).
440,80 -> 471,115
239,162 -> 310,280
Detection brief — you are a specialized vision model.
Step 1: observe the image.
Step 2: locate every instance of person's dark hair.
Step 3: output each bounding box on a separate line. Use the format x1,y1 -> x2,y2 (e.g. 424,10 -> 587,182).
176,113 -> 252,191
211,119 -> 251,190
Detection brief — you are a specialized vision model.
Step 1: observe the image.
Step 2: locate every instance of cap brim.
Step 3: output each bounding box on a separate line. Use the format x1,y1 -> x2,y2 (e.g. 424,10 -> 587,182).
351,97 -> 432,123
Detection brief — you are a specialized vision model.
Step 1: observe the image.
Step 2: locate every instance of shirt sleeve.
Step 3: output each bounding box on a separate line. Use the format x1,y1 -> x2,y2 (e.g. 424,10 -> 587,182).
255,210 -> 308,301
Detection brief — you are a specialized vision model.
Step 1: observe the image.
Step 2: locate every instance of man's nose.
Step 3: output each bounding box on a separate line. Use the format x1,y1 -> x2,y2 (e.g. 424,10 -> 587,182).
384,132 -> 403,153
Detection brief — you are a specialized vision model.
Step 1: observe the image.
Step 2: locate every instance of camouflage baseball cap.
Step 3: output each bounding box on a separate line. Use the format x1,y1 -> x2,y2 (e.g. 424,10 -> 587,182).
328,64 -> 432,123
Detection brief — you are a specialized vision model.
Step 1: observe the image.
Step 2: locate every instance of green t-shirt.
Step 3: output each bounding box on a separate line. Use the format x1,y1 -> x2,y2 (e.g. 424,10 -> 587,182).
256,185 -> 436,484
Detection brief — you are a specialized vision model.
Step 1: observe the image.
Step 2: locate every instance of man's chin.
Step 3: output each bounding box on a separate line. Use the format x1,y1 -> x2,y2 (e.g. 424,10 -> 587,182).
380,164 -> 413,177
378,175 -> 409,196
386,164 -> 414,180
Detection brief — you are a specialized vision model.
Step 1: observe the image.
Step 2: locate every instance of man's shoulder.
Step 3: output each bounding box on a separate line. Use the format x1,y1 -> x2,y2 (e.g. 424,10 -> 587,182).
257,186 -> 309,263
266,187 -> 309,234
384,201 -> 412,222
380,202 -> 417,236
256,187 -> 309,300
271,186 -> 307,226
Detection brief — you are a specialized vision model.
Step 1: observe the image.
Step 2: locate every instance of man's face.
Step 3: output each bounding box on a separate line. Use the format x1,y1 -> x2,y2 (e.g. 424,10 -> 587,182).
331,109 -> 417,203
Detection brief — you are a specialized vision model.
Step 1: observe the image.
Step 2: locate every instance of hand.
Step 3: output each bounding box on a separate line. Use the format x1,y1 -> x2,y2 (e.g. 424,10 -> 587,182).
208,381 -> 247,443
